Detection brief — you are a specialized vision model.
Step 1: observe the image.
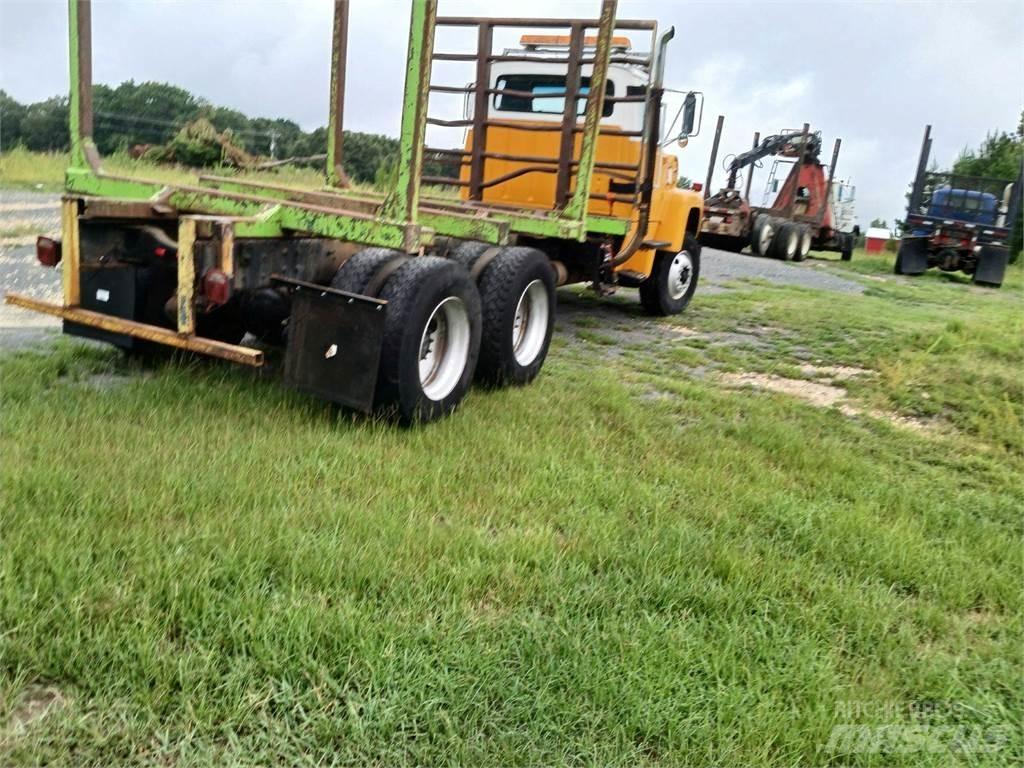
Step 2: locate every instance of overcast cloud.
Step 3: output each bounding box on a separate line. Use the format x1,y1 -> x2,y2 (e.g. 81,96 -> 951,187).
2,0 -> 1022,227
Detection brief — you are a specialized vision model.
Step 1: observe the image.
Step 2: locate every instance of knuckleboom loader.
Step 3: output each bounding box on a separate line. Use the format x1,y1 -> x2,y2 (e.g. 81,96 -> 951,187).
698,117 -> 859,261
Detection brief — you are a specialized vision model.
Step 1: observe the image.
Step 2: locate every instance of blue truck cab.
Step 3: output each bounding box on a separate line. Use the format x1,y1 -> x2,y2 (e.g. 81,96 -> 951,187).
925,188 -> 998,226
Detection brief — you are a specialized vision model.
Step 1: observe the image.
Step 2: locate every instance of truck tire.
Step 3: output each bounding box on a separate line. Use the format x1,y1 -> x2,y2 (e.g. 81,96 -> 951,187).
449,243 -> 556,386
973,245 -> 1009,287
449,240 -> 490,269
769,222 -> 798,261
640,234 -> 700,316
481,248 -> 556,385
793,226 -> 812,262
330,247 -> 404,294
840,233 -> 854,261
894,238 -> 928,275
751,216 -> 774,256
375,257 -> 482,424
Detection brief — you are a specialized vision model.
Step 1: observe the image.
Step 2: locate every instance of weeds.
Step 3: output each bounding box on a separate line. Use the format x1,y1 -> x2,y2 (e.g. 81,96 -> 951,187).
1,254 -> 1020,765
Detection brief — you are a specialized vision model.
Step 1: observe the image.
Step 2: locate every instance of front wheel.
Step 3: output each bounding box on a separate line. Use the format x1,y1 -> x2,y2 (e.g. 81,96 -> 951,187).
840,233 -> 854,261
640,235 -> 701,316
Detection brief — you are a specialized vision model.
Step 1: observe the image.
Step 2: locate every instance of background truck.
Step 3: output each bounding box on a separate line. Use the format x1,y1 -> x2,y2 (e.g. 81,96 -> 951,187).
894,124 -> 1022,287
6,0 -> 705,424
698,118 -> 858,261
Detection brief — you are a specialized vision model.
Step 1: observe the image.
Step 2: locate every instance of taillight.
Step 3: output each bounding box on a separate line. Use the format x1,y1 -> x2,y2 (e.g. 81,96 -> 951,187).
692,182 -> 703,192
202,268 -> 231,306
36,236 -> 62,267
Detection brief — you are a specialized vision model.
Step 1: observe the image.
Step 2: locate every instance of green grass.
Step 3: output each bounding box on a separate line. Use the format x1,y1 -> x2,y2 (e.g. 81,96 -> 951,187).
1,257 -> 1021,765
0,147 -> 342,194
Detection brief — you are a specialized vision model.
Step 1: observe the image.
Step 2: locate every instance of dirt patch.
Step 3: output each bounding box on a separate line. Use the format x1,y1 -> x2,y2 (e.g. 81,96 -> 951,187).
723,372 -> 847,408
721,372 -> 932,433
798,364 -> 873,381
662,325 -> 701,338
3,684 -> 67,737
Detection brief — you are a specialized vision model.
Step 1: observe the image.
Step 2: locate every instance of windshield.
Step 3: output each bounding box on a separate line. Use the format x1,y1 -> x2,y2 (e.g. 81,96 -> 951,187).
494,74 -> 615,118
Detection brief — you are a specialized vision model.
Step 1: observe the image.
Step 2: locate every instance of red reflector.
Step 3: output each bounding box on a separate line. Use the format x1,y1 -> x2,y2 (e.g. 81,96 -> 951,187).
36,236 -> 61,267
202,269 -> 231,306
692,182 -> 703,192
154,246 -> 167,257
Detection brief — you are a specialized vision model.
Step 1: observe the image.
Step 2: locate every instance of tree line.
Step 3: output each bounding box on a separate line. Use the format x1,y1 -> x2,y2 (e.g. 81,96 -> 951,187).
0,80 -> 415,184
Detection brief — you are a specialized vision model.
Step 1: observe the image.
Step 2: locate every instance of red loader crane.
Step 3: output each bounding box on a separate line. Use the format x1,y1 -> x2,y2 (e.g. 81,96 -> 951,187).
698,118 -> 858,261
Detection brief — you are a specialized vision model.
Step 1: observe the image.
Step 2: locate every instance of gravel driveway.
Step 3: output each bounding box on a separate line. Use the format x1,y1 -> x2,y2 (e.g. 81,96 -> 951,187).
0,188 -> 863,351
700,247 -> 863,295
0,190 -> 62,348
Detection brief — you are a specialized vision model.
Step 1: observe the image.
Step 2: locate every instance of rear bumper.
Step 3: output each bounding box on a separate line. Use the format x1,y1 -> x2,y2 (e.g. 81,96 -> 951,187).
3,292 -> 263,366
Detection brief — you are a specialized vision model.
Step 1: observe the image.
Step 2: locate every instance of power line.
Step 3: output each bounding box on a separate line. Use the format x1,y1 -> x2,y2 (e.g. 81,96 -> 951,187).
92,109 -> 279,140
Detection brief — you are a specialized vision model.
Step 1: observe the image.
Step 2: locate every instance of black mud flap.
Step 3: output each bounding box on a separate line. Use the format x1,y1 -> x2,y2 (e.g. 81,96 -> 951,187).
64,262 -> 179,350
895,237 -> 928,275
278,278 -> 387,412
972,245 -> 1009,287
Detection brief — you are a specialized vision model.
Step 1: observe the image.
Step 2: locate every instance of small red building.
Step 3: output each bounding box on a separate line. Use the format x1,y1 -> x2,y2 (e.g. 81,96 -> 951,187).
865,227 -> 892,253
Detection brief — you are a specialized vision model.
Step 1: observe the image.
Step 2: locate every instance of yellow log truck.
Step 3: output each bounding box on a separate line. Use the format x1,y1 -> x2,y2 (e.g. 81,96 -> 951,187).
6,0 -> 705,423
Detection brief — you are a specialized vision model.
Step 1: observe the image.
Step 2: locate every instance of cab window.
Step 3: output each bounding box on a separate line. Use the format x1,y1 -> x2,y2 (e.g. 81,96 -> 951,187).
494,74 -> 615,118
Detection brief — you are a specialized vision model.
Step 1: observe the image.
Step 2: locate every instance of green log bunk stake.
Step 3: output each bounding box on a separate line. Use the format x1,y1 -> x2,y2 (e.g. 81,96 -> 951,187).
62,0 -> 626,249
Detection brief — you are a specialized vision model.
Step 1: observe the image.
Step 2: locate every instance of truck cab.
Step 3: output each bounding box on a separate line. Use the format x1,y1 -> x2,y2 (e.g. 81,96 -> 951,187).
923,188 -> 999,227
831,180 -> 857,234
459,34 -> 704,283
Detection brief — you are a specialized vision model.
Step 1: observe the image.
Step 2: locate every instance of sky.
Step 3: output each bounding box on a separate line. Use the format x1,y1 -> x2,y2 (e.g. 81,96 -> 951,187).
1,0 -> 1022,228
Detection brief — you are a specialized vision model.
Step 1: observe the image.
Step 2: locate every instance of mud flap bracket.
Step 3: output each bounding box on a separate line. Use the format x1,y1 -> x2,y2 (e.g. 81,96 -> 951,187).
274,276 -> 387,412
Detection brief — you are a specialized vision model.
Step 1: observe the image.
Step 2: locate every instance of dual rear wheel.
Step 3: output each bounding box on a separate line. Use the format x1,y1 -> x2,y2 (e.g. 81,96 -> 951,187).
751,216 -> 812,261
450,243 -> 556,386
329,245 -> 556,423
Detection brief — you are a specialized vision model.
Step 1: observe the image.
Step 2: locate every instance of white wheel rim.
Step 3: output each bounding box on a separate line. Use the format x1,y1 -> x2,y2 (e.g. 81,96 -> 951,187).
801,231 -> 811,256
786,231 -> 798,258
418,296 -> 470,401
667,250 -> 694,300
759,225 -> 774,255
512,279 -> 549,366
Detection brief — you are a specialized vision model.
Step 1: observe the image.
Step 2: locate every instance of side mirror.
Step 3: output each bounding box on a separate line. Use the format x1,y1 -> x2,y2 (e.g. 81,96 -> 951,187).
680,92 -> 697,137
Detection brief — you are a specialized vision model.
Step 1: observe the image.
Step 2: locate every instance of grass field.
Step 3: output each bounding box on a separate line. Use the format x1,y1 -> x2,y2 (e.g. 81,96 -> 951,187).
1,247 -> 1020,765
0,148 -> 339,194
